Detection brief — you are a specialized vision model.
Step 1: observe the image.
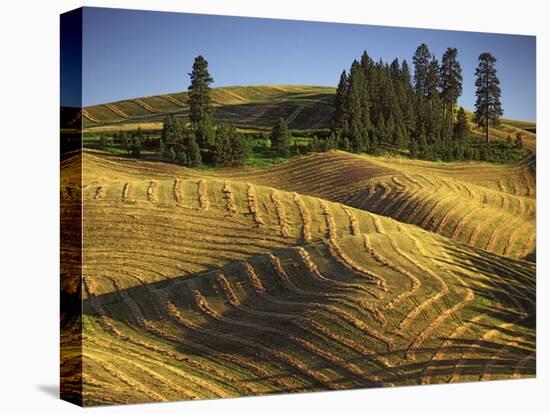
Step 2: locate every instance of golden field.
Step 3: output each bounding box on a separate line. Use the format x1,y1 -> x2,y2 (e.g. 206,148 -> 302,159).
60,147 -> 535,405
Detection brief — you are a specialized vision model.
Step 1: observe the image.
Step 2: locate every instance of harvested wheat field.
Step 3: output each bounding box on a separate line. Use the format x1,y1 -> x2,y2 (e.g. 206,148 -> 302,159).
76,150 -> 536,261
82,85 -> 336,131
60,149 -> 535,406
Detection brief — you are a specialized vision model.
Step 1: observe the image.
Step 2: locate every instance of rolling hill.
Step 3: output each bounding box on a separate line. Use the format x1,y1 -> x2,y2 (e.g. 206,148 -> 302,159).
227,152 -> 536,260
61,149 -> 536,405
74,150 -> 536,261
78,85 -> 336,131
463,109 -> 536,152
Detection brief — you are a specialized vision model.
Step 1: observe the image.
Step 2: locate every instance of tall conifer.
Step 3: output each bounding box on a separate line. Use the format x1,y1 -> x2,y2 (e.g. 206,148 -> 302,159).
440,47 -> 463,125
474,53 -> 503,143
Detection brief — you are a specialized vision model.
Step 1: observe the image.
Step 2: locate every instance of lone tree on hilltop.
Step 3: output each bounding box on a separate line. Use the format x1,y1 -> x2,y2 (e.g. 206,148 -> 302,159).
188,55 -> 216,151
474,53 -> 503,143
188,55 -> 214,124
440,47 -> 463,125
270,118 -> 290,156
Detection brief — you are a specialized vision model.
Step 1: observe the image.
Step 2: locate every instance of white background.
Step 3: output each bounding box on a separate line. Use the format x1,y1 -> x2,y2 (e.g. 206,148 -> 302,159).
0,0 -> 547,412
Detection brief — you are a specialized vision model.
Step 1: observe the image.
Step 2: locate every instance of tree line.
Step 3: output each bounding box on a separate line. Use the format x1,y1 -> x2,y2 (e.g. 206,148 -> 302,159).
99,128 -> 153,157
96,48 -> 523,166
330,44 -> 518,162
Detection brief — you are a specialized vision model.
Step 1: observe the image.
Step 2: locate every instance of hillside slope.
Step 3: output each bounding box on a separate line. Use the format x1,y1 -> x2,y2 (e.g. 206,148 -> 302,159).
71,235 -> 534,405
61,151 -> 535,405
74,151 -> 536,260
60,158 -> 534,404
464,109 -> 536,152
67,170 -> 415,296
79,85 -> 336,131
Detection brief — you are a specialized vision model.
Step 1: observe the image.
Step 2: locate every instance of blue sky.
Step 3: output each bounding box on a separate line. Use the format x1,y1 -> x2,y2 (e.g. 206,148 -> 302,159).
79,7 -> 536,121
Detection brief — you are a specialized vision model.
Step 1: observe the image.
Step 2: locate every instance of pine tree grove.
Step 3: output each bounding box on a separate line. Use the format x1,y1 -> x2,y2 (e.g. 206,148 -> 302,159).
331,44 -> 517,163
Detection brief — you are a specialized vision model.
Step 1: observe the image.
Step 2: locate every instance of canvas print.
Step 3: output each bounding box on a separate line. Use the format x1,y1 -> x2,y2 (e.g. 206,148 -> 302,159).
60,7 -> 536,406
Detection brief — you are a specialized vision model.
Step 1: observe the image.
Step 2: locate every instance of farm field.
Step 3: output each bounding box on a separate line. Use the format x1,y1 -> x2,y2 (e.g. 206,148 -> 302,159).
79,85 -> 336,132
77,150 -> 536,261
61,147 -> 536,405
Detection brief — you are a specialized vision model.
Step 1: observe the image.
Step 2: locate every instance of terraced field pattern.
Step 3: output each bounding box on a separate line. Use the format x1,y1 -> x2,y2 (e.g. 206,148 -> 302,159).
78,85 -> 336,131
61,140 -> 536,406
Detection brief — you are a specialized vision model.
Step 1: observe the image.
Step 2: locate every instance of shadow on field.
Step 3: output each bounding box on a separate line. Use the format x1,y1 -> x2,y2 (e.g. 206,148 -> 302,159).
435,244 -> 535,307
82,239 -> 536,389
83,244 -> 403,390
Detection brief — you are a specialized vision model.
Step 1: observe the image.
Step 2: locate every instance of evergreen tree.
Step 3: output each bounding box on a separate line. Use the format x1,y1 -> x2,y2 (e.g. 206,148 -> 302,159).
390,58 -> 401,80
377,113 -> 387,144
408,139 -> 419,158
369,129 -> 379,154
403,95 -> 416,137
228,131 -> 248,165
120,131 -> 129,151
453,107 -> 469,142
166,146 -> 176,162
186,136 -> 202,167
387,113 -> 396,145
99,133 -> 107,149
360,51 -> 373,96
188,55 -> 214,125
213,122 -> 230,166
160,114 -> 194,162
413,43 -> 432,97
194,116 -> 216,157
401,59 -> 412,86
326,134 -> 337,151
160,114 -> 177,159
342,136 -> 351,152
175,150 -> 188,166
474,53 -> 503,143
426,56 -> 440,98
270,118 -> 290,155
333,70 -> 348,130
417,128 -> 429,159
213,122 -> 248,166
440,47 -> 463,125
397,125 -> 408,149
129,128 -> 143,157
188,55 -> 216,151
480,144 -> 489,161
347,60 -> 369,152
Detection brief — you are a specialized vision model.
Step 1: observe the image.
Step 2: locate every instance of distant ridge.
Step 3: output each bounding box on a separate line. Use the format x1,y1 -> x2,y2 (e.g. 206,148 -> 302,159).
83,85 -> 336,130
